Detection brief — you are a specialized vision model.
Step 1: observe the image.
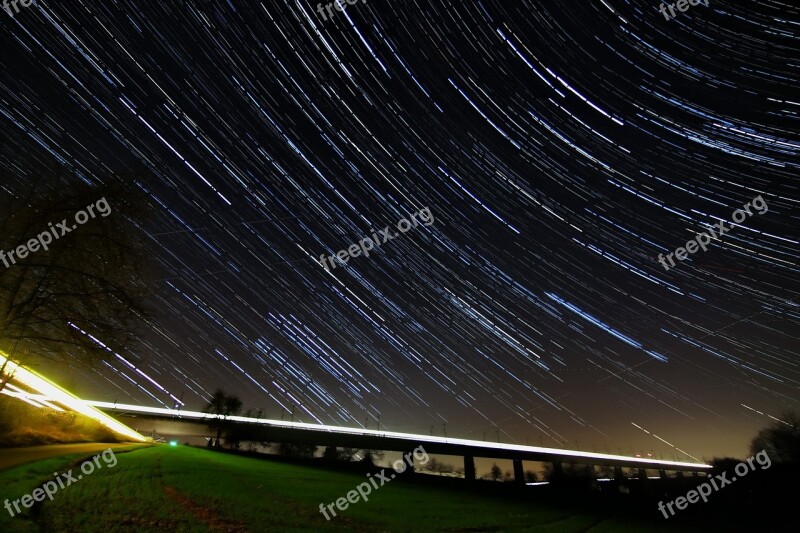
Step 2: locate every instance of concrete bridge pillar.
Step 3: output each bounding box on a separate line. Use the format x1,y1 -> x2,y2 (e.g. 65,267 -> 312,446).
587,464 -> 598,488
550,461 -> 563,483
587,464 -> 596,478
614,466 -> 625,481
638,468 -> 647,481
464,455 -> 476,481
676,470 -> 684,479
513,459 -> 525,484
405,450 -> 416,474
659,469 -> 667,481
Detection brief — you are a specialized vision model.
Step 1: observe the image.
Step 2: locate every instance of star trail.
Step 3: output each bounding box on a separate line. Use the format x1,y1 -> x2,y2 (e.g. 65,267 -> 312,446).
1,0 -> 798,460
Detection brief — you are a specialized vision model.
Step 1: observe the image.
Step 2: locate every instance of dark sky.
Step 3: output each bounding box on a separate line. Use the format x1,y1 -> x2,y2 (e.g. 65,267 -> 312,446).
1,0 -> 798,461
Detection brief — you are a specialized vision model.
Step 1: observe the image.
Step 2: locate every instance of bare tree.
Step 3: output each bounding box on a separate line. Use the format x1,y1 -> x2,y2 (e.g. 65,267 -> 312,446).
224,395 -> 243,417
751,411 -> 800,463
424,457 -> 441,474
0,176 -> 153,391
204,389 -> 242,447
524,470 -> 539,483
436,461 -> 454,476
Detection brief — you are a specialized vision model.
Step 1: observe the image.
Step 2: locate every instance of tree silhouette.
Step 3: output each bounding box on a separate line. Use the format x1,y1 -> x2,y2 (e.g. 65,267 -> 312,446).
323,445 -> 339,462
204,389 -> 242,447
224,395 -> 243,417
424,457 -> 441,473
0,176 -> 153,391
524,470 -> 539,483
751,411 -> 800,463
490,463 -> 502,481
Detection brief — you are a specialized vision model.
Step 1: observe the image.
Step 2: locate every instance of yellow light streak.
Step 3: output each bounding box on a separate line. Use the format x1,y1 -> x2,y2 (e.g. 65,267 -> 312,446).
1,352 -> 146,442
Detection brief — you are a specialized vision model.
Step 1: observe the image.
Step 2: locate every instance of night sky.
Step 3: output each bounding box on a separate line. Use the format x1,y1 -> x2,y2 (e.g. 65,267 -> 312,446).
1,0 -> 798,461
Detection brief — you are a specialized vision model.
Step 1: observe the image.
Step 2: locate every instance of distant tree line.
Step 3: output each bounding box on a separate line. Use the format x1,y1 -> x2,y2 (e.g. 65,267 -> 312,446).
202,391 -> 800,485
203,389 -> 384,462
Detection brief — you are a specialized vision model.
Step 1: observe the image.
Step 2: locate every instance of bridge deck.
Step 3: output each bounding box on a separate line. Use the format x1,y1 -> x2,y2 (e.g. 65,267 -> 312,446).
88,401 -> 710,472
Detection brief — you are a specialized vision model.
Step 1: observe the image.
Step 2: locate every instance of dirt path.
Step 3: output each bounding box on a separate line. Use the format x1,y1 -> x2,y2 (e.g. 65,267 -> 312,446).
0,442 -> 145,470
163,485 -> 249,532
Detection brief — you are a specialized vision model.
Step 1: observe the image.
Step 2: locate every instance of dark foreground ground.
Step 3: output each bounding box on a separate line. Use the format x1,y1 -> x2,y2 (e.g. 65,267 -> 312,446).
0,445 -> 794,532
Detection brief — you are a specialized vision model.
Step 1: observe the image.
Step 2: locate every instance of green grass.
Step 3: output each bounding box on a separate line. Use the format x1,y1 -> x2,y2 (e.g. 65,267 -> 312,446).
1,453 -> 81,533
0,446 -> 147,533
1,446 -> 694,532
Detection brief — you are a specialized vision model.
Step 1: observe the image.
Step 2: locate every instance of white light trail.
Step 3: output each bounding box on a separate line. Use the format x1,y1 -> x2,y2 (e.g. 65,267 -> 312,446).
84,400 -> 710,469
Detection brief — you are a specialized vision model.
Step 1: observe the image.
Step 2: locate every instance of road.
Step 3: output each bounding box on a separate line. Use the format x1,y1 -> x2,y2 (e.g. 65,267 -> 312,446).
0,442 -> 147,471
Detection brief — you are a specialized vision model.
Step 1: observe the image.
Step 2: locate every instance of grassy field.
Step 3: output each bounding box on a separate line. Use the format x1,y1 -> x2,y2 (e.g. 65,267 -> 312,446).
1,445 -> 699,532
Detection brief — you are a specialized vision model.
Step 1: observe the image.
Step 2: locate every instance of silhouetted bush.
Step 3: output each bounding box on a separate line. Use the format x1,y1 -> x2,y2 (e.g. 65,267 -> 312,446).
750,412 -> 800,464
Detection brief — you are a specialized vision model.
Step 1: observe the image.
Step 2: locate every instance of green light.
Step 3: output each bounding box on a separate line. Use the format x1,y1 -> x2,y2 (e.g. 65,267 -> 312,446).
169,440 -> 178,446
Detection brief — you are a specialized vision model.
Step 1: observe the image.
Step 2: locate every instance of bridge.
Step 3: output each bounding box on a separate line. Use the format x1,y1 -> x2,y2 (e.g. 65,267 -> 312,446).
86,400 -> 711,483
